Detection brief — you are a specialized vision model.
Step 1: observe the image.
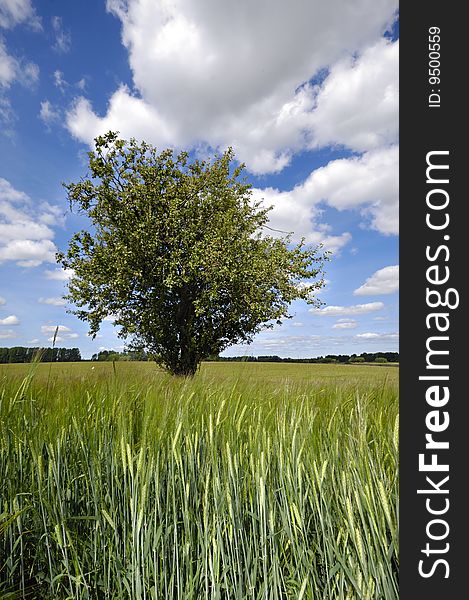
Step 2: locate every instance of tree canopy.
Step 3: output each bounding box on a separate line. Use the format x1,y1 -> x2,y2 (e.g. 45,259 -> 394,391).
58,132 -> 328,375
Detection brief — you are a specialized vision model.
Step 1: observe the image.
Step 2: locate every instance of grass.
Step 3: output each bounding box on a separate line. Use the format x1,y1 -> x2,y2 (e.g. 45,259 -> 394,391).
0,361 -> 398,599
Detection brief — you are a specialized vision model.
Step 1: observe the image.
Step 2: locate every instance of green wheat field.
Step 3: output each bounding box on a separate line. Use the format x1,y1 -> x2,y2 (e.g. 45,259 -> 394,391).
0,361 -> 398,599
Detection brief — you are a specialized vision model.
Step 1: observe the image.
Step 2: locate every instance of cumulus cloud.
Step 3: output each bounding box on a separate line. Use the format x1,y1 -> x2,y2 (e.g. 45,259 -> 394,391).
332,319 -> 357,329
47,332 -> 79,342
0,177 -> 28,202
0,239 -> 57,267
253,144 -> 397,245
309,39 -> 398,151
41,325 -> 79,341
0,329 -> 17,339
0,0 -> 41,30
226,329 -> 398,356
354,265 -> 399,295
300,146 -> 397,235
251,183 -> 352,250
38,297 -> 67,306
41,325 -> 71,334
311,301 -> 384,317
0,38 -> 39,89
66,0 -> 397,173
44,267 -> 74,280
0,314 -> 19,325
0,178 -> 63,267
0,41 -> 38,127
355,332 -> 398,339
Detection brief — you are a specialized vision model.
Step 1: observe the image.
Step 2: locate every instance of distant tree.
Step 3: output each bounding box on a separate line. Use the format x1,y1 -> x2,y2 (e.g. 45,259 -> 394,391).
374,356 -> 388,363
8,347 -> 26,363
349,356 -> 365,363
0,348 -> 8,364
59,132 -> 328,376
69,348 -> 82,362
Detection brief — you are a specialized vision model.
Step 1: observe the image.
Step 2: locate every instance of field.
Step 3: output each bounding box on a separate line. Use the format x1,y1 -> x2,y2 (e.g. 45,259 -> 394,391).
0,361 -> 398,599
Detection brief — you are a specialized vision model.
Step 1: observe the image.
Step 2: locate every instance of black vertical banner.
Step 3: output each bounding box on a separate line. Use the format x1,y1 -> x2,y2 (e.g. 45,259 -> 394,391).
400,3 -> 466,598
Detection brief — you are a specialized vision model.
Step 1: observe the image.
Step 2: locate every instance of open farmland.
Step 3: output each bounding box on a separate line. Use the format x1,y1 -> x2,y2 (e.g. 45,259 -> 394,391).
0,362 -> 398,599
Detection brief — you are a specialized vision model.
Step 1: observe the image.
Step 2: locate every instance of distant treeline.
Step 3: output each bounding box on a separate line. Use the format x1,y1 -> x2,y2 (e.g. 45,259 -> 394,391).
0,347 -> 81,364
208,352 -> 399,364
91,350 -> 150,362
91,350 -> 398,364
0,348 -> 398,364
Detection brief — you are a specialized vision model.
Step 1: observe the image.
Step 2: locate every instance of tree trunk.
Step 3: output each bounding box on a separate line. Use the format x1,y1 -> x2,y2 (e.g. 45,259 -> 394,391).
170,288 -> 199,376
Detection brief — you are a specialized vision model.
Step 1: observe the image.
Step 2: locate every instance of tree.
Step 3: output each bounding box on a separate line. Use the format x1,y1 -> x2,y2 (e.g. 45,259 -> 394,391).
349,356 -> 365,363
58,132 -> 328,376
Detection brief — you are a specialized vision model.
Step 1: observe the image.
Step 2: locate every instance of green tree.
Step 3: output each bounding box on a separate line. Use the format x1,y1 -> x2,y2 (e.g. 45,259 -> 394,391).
349,356 -> 365,363
58,132 -> 328,376
374,356 -> 388,363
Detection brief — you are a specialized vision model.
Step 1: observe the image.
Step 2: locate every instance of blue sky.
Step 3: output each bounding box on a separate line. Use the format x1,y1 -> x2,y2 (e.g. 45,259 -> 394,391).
0,0 -> 399,359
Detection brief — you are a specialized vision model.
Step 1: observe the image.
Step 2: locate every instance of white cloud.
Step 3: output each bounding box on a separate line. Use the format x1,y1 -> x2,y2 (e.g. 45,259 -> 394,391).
0,177 -> 28,202
309,39 -> 398,151
253,144 -> 397,246
38,297 -> 67,306
0,296 -> 5,305
252,185 -> 352,250
0,40 -> 16,87
0,2 -> 40,126
311,301 -> 384,316
41,325 -> 71,334
0,0 -> 41,30
27,338 -> 39,344
354,265 -> 399,295
355,332 -> 398,339
67,0 -> 398,173
52,16 -> 71,53
298,146 -> 398,235
53,69 -> 67,91
38,202 -> 66,227
41,325 -> 78,342
0,178 -> 63,266
0,314 -> 19,325
0,38 -> 39,89
39,100 -> 60,125
225,329 -> 398,357
0,239 -> 57,266
47,335 -> 63,342
332,320 -> 357,329
44,267 -> 74,280
0,329 -> 17,339
47,332 -> 79,341
0,219 -> 53,241
0,95 -> 13,125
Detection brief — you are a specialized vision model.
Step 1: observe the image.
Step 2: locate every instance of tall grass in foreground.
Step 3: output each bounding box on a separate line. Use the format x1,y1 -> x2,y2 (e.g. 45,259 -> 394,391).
0,364 -> 398,599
